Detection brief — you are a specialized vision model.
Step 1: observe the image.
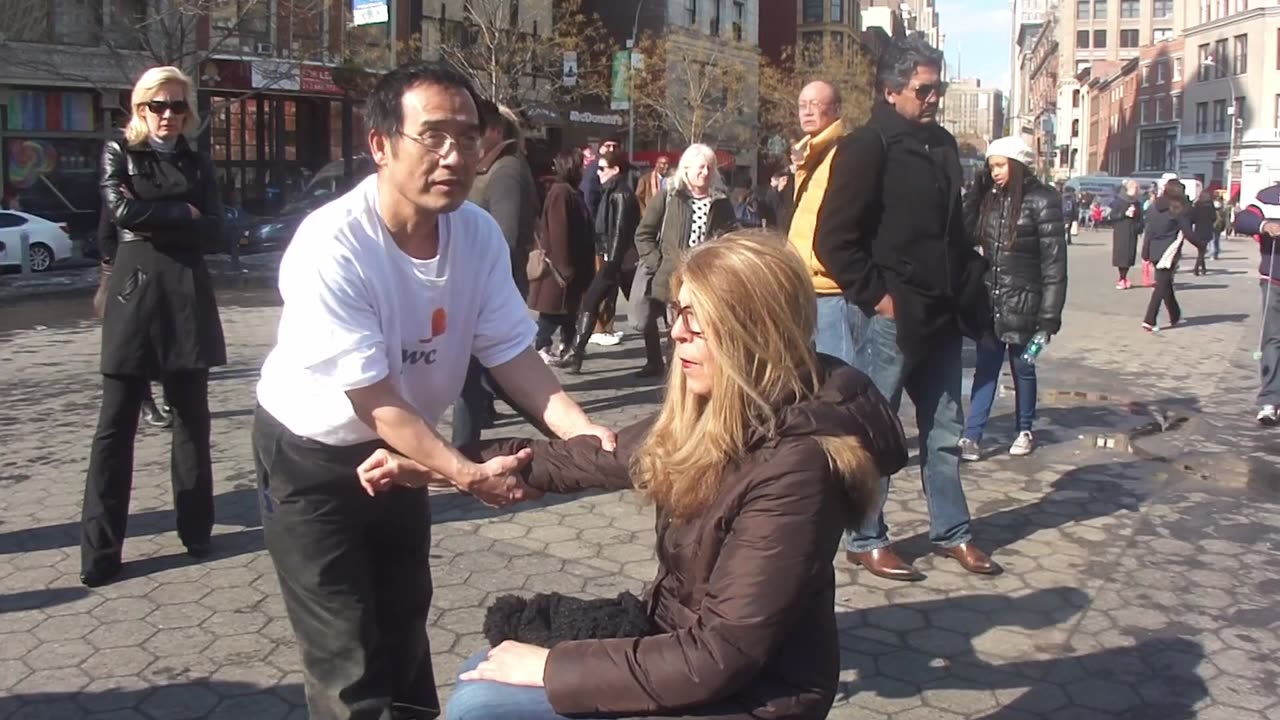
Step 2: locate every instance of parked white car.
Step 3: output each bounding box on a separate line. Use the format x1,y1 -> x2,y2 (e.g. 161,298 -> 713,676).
0,211 -> 73,272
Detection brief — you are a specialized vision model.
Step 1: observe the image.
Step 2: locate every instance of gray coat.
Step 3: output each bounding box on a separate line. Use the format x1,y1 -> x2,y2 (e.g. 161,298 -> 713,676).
469,151 -> 539,297
634,186 -> 737,302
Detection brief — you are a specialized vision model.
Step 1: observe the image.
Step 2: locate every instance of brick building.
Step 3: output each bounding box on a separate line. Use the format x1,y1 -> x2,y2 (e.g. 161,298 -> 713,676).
1134,37 -> 1184,174
1087,58 -> 1138,176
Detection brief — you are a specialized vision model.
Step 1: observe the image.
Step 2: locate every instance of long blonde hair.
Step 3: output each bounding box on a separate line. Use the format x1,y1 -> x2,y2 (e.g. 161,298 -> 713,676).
124,66 -> 200,145
631,231 -> 877,518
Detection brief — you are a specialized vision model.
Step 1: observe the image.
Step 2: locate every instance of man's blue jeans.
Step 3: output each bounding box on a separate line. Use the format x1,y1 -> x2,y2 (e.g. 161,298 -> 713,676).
964,336 -> 1037,443
814,295 -> 973,552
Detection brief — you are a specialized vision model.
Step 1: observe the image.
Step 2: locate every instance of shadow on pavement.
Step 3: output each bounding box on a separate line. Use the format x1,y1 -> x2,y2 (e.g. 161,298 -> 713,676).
0,488 -> 262,555
838,590 -> 1207,719
0,680 -> 304,719
1170,313 -> 1249,328
0,586 -> 89,614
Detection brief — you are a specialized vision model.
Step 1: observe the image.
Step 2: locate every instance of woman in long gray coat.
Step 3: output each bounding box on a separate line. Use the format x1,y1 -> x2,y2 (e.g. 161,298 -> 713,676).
1110,179 -> 1144,289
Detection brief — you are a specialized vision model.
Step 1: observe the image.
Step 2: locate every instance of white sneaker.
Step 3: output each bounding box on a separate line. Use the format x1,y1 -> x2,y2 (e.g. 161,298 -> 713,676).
1258,405 -> 1279,427
594,331 -> 623,346
1009,431 -> 1035,456
958,438 -> 981,462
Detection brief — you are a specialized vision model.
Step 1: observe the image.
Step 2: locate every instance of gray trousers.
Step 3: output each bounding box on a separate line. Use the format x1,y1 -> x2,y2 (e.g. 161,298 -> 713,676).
1262,279 -> 1280,406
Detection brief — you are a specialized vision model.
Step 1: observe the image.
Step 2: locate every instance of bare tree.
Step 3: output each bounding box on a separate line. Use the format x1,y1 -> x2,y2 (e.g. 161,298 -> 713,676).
0,0 -> 328,96
757,38 -> 875,164
428,0 -> 612,109
629,31 -> 760,150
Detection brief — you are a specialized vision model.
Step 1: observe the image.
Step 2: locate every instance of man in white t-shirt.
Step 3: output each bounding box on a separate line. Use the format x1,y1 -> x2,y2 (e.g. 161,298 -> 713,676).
252,61 -> 614,720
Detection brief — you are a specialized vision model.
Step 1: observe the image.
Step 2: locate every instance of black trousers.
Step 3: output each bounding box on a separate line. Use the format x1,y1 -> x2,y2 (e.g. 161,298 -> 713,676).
535,313 -> 576,351
80,370 -> 213,573
253,407 -> 440,720
1144,268 -> 1182,326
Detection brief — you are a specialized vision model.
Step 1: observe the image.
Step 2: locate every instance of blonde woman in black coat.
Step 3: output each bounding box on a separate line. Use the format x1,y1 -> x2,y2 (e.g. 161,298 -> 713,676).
80,66 -> 226,587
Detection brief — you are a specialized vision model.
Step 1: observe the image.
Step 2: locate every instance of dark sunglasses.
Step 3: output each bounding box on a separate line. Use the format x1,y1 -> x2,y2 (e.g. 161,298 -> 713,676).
910,82 -> 947,102
144,100 -> 189,115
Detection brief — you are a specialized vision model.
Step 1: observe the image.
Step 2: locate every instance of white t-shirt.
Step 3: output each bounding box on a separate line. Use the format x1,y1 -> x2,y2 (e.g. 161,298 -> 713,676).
257,174 -> 535,446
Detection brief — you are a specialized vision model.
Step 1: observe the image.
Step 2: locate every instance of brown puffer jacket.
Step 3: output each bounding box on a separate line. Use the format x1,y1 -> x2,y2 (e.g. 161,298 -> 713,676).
473,357 -> 908,719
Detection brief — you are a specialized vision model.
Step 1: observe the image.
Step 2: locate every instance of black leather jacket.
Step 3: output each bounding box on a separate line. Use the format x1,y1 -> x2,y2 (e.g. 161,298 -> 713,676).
98,136 -> 226,376
964,176 -> 1068,344
102,137 -> 223,252
596,176 -> 640,263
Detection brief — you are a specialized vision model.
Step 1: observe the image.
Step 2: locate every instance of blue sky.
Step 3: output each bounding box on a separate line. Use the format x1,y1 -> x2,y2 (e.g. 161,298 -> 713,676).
939,0 -> 1014,93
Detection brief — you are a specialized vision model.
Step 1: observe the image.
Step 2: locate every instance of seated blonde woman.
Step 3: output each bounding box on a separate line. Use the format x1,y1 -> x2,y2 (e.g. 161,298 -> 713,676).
361,232 -> 909,719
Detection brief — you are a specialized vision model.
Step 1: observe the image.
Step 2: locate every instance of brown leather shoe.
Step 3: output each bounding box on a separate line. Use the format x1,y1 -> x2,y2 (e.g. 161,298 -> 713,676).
940,542 -> 1000,575
846,548 -> 926,582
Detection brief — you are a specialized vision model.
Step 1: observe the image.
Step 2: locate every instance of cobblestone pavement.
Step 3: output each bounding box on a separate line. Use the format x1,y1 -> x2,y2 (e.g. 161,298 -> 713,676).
1,232 -> 1277,719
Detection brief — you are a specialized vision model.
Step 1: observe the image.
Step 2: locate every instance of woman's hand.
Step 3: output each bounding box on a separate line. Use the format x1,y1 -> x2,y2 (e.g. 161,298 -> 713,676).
458,641 -> 550,687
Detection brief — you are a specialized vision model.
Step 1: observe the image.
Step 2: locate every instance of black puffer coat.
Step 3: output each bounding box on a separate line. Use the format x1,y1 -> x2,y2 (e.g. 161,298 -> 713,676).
99,137 -> 226,377
964,176 -> 1068,345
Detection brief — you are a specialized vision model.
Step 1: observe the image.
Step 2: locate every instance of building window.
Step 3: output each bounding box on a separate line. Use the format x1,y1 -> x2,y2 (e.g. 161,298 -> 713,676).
1198,44 -> 1212,81
1141,64 -> 1152,86
711,0 -> 722,34
830,0 -> 844,23
1154,0 -> 1174,17
1094,29 -> 1107,48
803,0 -> 823,23
1077,0 -> 1091,20
1174,94 -> 1183,118
685,0 -> 699,26
1077,30 -> 1091,49
1140,99 -> 1149,123
1121,0 -> 1140,17
1073,89 -> 1082,108
1156,60 -> 1167,83
1173,56 -> 1182,81
1072,119 -> 1080,137
733,0 -> 745,41
1121,30 -> 1139,48
1213,99 -> 1227,131
1153,28 -> 1174,44
1195,102 -> 1208,132
1233,35 -> 1248,75
1235,96 -> 1246,124
1094,0 -> 1108,18
1214,38 -> 1228,78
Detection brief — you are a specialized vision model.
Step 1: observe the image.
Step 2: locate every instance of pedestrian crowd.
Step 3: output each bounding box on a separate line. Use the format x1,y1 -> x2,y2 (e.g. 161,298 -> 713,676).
70,30 -> 1280,720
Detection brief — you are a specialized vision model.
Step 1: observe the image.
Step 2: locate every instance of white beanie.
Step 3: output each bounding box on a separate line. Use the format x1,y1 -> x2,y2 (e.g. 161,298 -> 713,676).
986,136 -> 1035,169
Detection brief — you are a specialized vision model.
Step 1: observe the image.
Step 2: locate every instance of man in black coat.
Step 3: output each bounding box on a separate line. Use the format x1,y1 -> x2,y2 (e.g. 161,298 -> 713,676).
814,35 -> 994,582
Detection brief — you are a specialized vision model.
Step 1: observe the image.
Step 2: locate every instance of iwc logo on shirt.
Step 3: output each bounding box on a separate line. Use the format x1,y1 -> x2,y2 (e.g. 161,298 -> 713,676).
403,308 -> 448,366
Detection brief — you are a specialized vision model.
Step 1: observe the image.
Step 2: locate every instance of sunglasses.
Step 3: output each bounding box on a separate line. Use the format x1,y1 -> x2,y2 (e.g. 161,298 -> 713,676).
909,82 -> 947,102
144,100 -> 189,116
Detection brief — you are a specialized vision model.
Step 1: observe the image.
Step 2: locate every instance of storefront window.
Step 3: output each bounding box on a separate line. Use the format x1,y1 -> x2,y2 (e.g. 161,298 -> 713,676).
3,89 -> 97,132
5,138 -> 102,234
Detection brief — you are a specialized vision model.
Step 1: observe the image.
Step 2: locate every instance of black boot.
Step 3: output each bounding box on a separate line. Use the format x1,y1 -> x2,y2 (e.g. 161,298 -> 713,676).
556,311 -> 596,374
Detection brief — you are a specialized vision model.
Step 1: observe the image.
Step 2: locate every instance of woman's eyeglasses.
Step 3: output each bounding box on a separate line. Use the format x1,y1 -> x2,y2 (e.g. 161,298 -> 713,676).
144,100 -> 189,116
667,303 -> 703,336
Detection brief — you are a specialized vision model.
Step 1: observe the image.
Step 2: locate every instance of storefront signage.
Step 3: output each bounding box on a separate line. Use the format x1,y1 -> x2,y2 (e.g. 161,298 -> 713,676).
200,59 -> 253,91
569,110 -> 624,127
353,0 -> 389,26
610,51 -> 630,110
300,65 -> 343,96
524,103 -> 562,126
252,60 -> 300,91
562,52 -> 578,87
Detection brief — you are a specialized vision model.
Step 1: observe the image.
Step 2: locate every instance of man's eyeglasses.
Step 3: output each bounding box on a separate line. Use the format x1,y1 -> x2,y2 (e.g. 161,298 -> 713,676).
667,302 -> 703,336
797,99 -> 833,111
398,129 -> 483,158
909,82 -> 948,102
144,100 -> 189,116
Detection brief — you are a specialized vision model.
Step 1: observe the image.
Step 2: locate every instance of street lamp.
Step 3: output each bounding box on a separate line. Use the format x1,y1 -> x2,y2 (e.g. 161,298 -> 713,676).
627,0 -> 647,158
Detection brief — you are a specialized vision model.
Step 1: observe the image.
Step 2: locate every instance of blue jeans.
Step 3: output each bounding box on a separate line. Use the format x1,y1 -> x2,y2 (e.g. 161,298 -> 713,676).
964,337 -> 1037,443
447,650 -> 626,720
813,297 -> 972,552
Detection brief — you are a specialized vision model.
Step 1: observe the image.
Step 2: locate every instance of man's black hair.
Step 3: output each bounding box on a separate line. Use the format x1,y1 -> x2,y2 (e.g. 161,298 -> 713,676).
365,61 -> 485,139
598,149 -> 630,175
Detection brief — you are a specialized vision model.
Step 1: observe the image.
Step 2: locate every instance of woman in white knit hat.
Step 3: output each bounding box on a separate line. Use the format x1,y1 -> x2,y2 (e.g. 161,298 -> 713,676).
958,136 -> 1069,460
